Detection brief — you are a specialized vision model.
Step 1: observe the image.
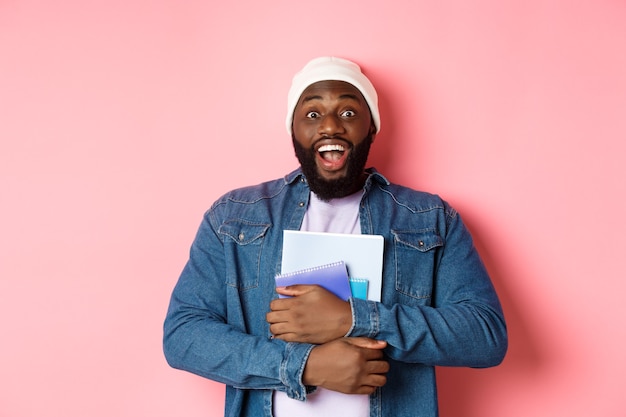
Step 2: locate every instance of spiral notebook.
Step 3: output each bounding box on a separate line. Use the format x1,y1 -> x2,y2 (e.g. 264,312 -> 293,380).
274,261 -> 352,300
280,230 -> 385,301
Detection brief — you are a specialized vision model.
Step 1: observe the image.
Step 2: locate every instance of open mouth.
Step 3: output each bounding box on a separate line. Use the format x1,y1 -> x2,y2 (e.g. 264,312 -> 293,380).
318,144 -> 346,162
315,142 -> 349,172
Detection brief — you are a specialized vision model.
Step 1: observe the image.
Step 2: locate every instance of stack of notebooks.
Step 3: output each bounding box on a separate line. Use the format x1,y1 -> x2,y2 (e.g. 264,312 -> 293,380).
276,230 -> 384,301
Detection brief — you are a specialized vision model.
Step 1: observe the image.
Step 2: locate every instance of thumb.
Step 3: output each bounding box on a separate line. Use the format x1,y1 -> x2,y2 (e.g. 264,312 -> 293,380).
345,337 -> 387,350
275,284 -> 316,297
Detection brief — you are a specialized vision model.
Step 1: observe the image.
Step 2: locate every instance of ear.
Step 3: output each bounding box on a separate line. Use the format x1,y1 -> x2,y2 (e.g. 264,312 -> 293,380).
369,123 -> 377,142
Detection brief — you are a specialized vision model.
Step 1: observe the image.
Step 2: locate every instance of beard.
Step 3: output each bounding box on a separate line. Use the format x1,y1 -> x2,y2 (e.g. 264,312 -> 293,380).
292,133 -> 373,201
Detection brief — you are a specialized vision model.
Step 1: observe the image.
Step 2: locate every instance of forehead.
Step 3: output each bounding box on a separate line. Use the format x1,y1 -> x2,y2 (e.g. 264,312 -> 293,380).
297,80 -> 367,105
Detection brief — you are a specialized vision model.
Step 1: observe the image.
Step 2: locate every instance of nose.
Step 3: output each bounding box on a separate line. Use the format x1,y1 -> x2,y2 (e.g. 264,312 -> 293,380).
318,114 -> 345,136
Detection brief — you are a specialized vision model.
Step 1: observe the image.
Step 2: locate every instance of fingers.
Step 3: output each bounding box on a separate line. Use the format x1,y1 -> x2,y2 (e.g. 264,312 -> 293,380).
355,372 -> 388,394
268,285 -> 319,313
267,286 -> 353,344
366,357 -> 390,376
266,311 -> 296,341
267,325 -> 302,342
268,298 -> 289,313
355,350 -> 390,393
302,338 -> 390,394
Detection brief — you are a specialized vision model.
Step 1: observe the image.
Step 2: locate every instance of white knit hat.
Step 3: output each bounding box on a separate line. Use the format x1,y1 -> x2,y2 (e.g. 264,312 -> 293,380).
286,56 -> 380,135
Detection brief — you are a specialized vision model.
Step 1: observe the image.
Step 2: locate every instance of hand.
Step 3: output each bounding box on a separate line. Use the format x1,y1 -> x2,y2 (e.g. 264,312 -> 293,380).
267,285 -> 352,344
303,337 -> 389,395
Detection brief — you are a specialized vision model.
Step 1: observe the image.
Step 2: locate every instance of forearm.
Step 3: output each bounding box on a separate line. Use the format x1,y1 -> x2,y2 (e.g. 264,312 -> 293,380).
349,296 -> 507,367
163,213 -> 314,399
164,295 -> 314,397
348,211 -> 507,367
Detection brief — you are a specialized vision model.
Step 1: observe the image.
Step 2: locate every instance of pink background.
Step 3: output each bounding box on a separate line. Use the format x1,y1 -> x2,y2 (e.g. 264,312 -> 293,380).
1,1 -> 625,416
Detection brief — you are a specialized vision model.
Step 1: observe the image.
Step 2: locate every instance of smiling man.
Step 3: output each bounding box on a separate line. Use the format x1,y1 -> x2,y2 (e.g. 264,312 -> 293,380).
291,79 -> 375,201
164,57 -> 508,417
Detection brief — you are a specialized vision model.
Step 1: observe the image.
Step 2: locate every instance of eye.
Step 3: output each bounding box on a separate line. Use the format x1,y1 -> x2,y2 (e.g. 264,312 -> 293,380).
306,111 -> 321,119
341,110 -> 356,118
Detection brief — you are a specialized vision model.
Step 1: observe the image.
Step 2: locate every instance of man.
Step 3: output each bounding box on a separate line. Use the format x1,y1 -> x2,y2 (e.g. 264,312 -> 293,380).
163,57 -> 507,417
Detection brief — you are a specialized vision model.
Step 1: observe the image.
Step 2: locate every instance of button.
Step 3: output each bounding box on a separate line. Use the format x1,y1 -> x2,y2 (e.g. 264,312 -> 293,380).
238,233 -> 245,241
418,240 -> 424,247
298,202 -> 305,207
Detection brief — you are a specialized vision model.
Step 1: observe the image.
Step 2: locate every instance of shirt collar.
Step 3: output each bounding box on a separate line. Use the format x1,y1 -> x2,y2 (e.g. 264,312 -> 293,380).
284,167 -> 390,189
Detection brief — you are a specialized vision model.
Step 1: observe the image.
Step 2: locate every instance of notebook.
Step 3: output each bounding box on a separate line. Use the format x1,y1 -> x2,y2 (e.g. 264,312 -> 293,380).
280,230 -> 385,301
274,261 -> 352,300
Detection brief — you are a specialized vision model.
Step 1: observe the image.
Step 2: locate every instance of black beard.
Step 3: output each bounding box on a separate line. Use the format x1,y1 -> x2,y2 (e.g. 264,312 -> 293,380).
292,133 -> 373,201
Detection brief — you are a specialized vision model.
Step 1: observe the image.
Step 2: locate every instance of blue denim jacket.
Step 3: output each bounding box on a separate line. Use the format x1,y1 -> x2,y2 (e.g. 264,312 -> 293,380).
163,168 -> 507,417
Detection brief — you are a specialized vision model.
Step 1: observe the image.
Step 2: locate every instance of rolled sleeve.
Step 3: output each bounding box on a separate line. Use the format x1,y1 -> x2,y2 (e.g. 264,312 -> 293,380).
280,342 -> 316,400
346,297 -> 380,339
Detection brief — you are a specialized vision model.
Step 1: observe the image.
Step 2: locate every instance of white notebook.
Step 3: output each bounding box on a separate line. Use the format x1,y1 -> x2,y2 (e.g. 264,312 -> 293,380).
280,230 -> 385,302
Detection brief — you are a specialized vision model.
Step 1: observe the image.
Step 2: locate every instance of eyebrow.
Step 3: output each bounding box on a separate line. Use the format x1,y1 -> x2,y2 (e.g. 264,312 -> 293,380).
301,93 -> 362,104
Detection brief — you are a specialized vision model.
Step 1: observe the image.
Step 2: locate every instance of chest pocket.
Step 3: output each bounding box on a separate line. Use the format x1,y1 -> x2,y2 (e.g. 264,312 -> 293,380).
391,229 -> 444,304
219,220 -> 270,291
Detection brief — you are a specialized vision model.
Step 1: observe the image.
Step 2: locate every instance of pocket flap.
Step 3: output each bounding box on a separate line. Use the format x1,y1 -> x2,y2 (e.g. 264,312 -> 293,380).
391,230 -> 443,252
219,220 -> 270,245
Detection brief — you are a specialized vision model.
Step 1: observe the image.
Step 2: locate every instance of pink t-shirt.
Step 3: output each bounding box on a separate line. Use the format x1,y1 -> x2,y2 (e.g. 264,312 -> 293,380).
273,190 -> 369,417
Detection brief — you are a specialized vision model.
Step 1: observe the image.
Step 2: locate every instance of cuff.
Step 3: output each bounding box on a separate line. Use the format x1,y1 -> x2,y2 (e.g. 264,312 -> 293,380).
346,297 -> 380,338
279,342 -> 316,401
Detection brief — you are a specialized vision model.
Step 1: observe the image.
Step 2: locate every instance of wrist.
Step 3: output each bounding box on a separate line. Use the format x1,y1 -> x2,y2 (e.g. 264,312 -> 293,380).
344,298 -> 357,336
302,346 -> 323,387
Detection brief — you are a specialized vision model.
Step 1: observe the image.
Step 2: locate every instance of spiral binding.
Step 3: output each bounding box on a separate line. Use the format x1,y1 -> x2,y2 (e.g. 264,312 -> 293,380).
276,260 -> 345,278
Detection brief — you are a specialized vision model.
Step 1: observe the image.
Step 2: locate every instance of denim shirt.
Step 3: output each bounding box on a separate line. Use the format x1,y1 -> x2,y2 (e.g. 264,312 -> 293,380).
163,168 -> 507,417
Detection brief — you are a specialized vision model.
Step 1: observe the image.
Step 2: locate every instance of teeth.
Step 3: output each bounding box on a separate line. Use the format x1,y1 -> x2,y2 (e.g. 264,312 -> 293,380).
318,144 -> 345,153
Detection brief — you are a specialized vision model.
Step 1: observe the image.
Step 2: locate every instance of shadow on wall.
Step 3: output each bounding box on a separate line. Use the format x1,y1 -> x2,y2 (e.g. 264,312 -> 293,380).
436,213 -> 544,417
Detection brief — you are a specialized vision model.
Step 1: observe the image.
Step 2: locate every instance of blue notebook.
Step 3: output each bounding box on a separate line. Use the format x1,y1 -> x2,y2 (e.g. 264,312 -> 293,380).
275,261 -> 352,300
